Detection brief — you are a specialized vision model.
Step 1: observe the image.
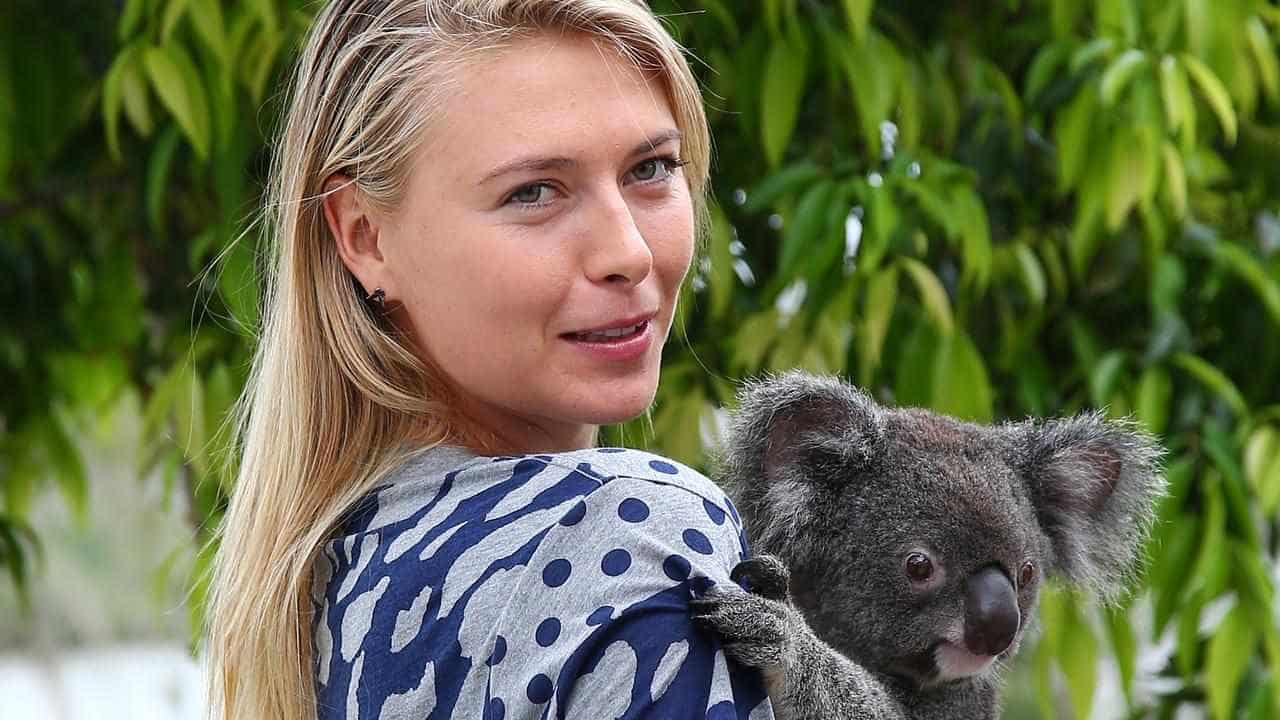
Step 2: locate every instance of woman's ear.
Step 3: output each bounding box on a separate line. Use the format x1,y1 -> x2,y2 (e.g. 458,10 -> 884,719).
322,173 -> 389,298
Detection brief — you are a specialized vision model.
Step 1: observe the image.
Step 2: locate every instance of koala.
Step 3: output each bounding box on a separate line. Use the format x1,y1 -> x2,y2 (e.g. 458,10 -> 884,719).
692,372 -> 1165,720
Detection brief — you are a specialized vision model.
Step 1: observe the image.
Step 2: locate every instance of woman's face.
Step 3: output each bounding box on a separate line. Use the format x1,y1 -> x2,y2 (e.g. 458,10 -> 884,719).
378,33 -> 695,452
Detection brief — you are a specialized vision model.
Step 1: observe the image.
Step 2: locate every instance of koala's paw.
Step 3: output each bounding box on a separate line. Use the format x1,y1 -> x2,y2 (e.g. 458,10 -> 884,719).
730,554 -> 791,601
690,586 -> 793,670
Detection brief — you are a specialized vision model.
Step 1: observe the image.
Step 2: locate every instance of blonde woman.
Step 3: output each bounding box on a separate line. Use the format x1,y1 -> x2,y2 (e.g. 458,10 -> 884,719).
203,1 -> 776,718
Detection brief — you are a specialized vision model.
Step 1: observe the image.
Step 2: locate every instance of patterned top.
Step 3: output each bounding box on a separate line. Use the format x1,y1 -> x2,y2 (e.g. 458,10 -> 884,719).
310,445 -> 776,719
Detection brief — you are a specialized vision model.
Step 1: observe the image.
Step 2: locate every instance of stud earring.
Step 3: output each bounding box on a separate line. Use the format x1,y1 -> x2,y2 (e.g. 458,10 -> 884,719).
365,287 -> 386,310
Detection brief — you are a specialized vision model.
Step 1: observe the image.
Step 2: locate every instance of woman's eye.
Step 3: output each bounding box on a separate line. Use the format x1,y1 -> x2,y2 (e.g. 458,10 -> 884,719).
629,156 -> 683,184
506,183 -> 554,206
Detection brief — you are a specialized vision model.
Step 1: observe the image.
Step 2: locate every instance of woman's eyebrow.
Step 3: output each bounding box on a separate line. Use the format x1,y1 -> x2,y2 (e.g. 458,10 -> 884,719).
478,129 -> 683,186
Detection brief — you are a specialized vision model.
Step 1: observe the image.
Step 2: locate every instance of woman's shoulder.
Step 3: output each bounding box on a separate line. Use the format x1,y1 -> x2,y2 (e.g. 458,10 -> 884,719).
339,444 -> 742,538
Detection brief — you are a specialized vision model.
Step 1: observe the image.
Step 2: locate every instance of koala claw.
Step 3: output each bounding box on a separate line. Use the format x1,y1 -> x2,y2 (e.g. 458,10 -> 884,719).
730,554 -> 791,601
690,587 -> 792,671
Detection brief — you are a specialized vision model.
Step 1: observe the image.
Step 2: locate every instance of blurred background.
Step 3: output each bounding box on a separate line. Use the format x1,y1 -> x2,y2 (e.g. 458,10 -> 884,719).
2,0 -> 1279,717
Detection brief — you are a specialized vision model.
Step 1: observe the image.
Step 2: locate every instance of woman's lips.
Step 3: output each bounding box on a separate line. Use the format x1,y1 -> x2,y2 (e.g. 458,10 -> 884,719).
561,319 -> 653,361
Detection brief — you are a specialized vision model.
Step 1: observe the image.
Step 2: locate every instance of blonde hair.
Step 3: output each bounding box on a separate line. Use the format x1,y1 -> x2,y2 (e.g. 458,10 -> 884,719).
202,1 -> 710,718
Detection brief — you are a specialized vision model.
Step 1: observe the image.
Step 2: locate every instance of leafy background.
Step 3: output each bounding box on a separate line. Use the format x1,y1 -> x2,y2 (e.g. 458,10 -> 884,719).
2,0 -> 1280,717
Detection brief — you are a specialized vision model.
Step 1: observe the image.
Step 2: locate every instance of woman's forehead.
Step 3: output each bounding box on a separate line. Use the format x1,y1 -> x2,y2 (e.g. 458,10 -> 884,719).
418,32 -> 679,181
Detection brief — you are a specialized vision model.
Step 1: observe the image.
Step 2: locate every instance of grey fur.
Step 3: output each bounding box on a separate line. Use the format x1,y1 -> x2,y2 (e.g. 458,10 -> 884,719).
695,371 -> 1165,720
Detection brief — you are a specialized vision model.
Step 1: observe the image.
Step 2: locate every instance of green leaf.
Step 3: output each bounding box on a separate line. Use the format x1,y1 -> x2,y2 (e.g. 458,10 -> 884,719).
1055,89 -> 1097,192
144,44 -> 211,159
1070,37 -> 1115,73
1214,242 -> 1280,328
1134,365 -> 1172,435
953,188 -> 992,292
761,34 -> 808,168
1160,55 -> 1197,143
857,265 -> 898,385
1203,421 -> 1258,543
102,53 -> 127,160
1089,351 -> 1127,410
162,0 -> 192,43
173,361 -> 209,477
1173,352 -> 1248,416
146,125 -> 181,232
899,257 -> 954,335
1181,53 -> 1238,145
1151,515 -> 1200,633
1232,540 -> 1275,609
119,48 -> 154,138
743,161 -> 823,213
1025,42 -> 1072,104
117,0 -> 147,40
1104,604 -> 1137,699
1104,127 -> 1155,231
1161,142 -> 1187,219
1057,601 -> 1099,719
1192,474 -> 1230,598
778,180 -> 837,279
929,329 -> 994,422
190,0 -> 231,64
1013,243 -> 1047,309
218,236 -> 261,334
1099,48 -> 1147,106
840,0 -> 873,44
42,414 -> 88,523
1246,17 -> 1279,104
1244,425 -> 1280,514
706,204 -> 735,321
1206,602 -> 1257,720
732,310 -> 780,373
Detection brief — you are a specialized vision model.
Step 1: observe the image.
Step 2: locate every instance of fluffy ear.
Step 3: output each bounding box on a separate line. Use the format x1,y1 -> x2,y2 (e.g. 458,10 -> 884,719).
716,371 -> 884,554
1011,412 -> 1166,601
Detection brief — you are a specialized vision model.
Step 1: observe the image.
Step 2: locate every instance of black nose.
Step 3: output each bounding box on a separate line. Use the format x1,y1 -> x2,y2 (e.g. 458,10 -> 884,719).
963,566 -> 1020,656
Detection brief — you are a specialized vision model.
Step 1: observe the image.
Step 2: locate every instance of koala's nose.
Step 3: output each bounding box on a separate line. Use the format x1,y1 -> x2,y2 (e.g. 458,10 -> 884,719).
963,566 -> 1020,657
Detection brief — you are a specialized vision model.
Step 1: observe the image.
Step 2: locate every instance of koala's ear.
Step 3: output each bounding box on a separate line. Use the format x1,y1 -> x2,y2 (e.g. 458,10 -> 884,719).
1011,413 -> 1165,601
716,371 -> 884,553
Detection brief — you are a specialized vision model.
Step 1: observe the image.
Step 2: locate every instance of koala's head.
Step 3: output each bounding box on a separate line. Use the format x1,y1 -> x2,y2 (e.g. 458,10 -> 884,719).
717,372 -> 1164,688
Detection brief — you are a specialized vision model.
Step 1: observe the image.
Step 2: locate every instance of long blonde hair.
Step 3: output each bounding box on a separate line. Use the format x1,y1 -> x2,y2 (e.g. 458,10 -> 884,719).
203,1 -> 710,718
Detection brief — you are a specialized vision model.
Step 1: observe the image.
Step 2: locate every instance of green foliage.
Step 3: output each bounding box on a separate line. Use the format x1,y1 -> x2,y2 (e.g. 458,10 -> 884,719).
3,0 -> 1280,717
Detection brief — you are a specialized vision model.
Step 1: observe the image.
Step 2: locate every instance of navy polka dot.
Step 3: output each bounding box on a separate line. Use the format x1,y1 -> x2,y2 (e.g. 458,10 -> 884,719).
648,459 -> 679,474
618,498 -> 650,523
487,636 -> 507,666
542,559 -> 572,588
536,617 -> 561,647
597,447 -> 625,453
663,554 -> 691,581
527,674 -> 553,704
559,500 -> 587,527
601,549 -> 632,576
487,697 -> 505,720
703,499 -> 726,525
586,606 -> 614,626
683,528 -> 713,555
706,701 -> 736,720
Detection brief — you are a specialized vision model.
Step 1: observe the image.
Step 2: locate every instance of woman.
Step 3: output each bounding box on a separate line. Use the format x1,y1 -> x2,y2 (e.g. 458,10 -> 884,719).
203,1 -> 774,718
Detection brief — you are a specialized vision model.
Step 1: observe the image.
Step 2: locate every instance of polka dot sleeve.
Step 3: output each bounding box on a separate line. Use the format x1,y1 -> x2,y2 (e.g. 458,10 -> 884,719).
310,447 -> 776,720
481,465 -> 776,720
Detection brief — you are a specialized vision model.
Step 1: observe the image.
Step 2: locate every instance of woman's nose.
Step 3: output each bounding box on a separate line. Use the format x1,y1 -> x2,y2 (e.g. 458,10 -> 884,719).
584,193 -> 653,286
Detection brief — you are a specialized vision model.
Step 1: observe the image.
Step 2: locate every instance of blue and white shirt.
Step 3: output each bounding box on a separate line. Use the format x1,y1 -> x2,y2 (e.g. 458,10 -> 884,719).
311,445 -> 776,719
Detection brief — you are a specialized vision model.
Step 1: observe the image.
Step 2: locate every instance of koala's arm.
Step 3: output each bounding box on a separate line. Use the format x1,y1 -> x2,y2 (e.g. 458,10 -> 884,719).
692,557 -> 907,720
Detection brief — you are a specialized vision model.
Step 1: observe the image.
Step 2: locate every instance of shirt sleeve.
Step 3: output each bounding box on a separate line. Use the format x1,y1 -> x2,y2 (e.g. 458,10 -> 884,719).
484,469 -> 777,720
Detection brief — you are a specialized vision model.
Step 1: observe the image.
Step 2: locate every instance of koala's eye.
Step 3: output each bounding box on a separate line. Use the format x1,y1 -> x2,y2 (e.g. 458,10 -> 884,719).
1018,560 -> 1036,588
904,552 -> 934,583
